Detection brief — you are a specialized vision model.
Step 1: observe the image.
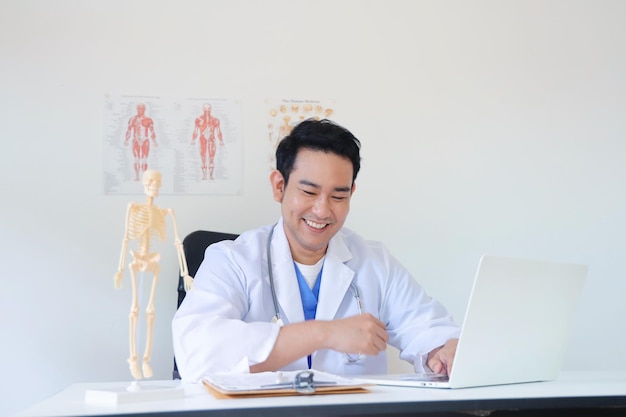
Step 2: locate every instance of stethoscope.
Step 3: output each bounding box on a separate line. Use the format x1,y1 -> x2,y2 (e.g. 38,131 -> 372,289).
266,224 -> 365,363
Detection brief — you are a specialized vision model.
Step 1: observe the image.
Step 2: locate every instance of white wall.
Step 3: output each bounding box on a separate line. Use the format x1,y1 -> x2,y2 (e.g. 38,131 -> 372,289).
2,0 -> 625,415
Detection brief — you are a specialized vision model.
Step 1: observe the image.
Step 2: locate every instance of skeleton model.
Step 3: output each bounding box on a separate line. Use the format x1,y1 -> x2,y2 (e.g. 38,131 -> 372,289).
114,170 -> 193,380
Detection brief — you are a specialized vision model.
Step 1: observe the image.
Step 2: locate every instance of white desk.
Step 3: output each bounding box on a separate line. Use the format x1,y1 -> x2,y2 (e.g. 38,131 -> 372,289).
15,371 -> 626,417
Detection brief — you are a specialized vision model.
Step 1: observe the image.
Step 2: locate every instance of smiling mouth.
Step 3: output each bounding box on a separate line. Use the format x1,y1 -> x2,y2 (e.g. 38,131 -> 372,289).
305,219 -> 328,230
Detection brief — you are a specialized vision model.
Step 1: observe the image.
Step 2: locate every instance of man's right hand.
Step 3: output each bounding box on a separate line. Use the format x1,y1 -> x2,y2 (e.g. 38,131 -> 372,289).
250,313 -> 388,373
324,313 -> 389,356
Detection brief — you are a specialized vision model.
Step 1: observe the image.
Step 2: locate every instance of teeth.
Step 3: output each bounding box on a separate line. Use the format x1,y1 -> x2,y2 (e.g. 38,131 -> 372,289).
305,220 -> 327,229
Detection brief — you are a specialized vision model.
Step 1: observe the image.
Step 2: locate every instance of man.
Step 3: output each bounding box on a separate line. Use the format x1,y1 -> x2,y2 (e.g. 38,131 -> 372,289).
173,119 -> 459,382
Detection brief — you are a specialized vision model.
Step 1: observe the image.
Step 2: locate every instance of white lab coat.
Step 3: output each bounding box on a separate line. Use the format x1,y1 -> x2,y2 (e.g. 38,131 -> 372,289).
172,219 -> 460,382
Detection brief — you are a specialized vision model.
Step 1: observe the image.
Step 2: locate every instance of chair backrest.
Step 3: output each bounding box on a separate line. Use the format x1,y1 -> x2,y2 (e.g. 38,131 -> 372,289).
174,230 -> 239,379
177,230 -> 239,308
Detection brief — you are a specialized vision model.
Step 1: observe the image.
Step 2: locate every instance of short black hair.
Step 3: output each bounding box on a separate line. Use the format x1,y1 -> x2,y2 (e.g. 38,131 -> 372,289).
275,119 -> 361,184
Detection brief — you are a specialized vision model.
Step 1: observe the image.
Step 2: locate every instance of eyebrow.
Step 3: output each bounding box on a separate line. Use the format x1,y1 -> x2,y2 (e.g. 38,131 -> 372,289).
298,179 -> 352,193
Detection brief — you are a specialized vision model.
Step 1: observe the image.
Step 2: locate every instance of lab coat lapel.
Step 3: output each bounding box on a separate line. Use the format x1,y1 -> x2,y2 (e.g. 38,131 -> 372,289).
269,223 -> 305,324
316,234 -> 354,321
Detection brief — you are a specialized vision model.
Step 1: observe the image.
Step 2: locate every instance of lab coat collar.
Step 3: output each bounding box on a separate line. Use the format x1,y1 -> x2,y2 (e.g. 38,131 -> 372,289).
269,219 -> 355,325
316,234 -> 354,321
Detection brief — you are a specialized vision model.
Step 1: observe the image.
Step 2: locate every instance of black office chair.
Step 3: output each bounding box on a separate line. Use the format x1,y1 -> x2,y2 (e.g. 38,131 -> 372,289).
173,230 -> 239,379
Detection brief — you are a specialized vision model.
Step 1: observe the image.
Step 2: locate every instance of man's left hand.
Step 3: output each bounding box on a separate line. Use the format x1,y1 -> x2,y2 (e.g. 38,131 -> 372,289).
426,338 -> 458,375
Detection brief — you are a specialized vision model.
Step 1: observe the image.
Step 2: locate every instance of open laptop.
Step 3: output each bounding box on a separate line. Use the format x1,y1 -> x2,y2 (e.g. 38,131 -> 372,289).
363,254 -> 587,389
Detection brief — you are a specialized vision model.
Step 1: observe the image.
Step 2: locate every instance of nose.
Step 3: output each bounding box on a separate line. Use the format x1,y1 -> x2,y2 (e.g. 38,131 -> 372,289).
312,196 -> 331,217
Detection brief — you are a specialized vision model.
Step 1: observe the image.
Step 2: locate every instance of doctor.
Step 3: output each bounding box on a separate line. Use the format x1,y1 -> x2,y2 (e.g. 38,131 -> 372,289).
172,119 -> 460,382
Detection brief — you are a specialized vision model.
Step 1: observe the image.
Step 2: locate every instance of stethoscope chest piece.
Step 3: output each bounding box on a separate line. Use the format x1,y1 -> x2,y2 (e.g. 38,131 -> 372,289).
271,315 -> 284,327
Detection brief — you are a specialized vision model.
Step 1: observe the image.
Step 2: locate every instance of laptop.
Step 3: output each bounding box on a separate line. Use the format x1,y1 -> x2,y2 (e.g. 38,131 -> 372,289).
363,254 -> 587,389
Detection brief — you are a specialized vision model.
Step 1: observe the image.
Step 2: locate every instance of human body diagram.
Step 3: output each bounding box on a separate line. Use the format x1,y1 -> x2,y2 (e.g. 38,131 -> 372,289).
124,103 -> 158,181
192,104 -> 224,180
113,170 -> 192,380
266,100 -> 336,169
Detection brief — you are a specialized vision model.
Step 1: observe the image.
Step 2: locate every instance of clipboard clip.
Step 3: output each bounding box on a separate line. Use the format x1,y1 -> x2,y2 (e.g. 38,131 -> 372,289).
294,371 -> 317,394
261,370 -> 337,394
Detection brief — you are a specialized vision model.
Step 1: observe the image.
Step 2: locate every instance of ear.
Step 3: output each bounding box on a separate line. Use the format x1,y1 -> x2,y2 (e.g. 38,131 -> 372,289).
269,170 -> 285,203
351,182 -> 356,196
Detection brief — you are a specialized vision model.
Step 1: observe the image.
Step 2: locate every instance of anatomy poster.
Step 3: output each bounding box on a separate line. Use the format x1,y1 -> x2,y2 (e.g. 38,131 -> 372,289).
103,95 -> 243,195
266,98 -> 337,170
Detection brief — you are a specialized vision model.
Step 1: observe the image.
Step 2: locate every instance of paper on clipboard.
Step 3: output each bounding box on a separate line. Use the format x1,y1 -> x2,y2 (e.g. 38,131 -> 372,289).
202,370 -> 372,399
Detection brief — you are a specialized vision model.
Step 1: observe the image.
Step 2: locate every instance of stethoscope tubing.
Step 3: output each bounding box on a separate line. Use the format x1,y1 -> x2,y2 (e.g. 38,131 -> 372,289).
266,224 -> 364,363
267,225 -> 283,326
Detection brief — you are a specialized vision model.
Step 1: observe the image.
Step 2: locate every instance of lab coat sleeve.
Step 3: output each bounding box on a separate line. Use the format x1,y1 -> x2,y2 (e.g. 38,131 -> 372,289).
377,247 -> 461,372
172,240 -> 280,382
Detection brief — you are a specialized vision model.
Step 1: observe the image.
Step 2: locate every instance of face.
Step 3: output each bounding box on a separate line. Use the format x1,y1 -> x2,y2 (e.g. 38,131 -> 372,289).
270,149 -> 356,265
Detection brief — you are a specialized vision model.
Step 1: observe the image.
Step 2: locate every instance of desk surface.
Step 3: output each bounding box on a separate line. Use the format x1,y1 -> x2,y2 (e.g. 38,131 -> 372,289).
15,371 -> 626,417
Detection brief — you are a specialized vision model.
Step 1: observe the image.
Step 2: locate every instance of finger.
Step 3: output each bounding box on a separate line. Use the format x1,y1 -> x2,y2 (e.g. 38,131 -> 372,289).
363,331 -> 386,352
373,337 -> 387,352
372,315 -> 388,330
373,332 -> 389,349
428,358 -> 443,374
365,339 -> 386,355
357,329 -> 386,354
368,320 -> 389,351
360,314 -> 388,337
362,325 -> 388,350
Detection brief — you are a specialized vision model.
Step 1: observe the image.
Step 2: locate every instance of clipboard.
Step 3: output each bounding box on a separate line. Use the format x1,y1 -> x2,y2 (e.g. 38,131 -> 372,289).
202,370 -> 372,399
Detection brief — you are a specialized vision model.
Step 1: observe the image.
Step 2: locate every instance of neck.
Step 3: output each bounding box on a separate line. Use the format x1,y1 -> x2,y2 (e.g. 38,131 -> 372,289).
291,249 -> 326,266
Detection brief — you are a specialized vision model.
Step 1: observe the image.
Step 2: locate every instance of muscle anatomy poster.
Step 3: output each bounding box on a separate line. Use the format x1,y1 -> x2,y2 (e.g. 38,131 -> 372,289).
103,95 -> 243,195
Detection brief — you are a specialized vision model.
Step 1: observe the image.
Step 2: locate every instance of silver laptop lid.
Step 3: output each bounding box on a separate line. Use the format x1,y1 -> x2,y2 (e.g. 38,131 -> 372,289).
448,255 -> 587,388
